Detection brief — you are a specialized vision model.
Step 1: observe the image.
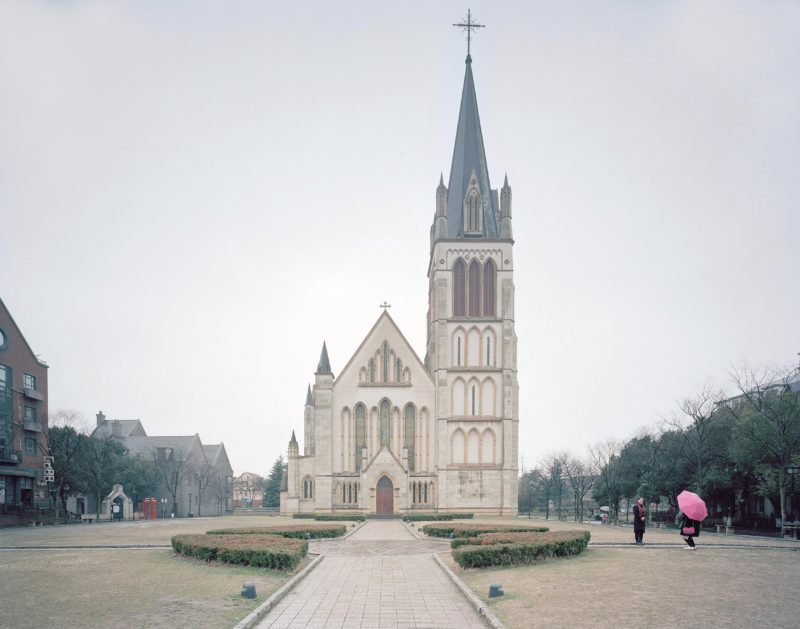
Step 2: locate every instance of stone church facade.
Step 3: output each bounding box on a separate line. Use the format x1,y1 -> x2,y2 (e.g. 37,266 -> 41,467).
281,52 -> 518,516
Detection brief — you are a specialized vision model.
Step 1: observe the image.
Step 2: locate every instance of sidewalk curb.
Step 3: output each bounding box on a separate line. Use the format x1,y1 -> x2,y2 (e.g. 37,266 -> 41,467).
234,553 -> 324,629
432,552 -> 504,629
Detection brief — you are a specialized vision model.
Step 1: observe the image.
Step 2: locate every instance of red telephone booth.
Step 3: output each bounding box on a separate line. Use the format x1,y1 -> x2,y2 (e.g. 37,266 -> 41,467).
143,498 -> 151,519
149,498 -> 158,520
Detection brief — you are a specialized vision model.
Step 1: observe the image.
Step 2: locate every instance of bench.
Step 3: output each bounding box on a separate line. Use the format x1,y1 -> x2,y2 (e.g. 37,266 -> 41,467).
27,521 -> 43,527
80,514 -> 96,523
715,524 -> 735,534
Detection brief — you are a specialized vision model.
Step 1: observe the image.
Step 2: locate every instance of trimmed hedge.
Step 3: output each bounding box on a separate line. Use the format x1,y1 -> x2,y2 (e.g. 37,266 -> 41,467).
313,514 -> 366,522
423,522 -> 549,538
402,513 -> 475,522
451,530 -> 587,549
207,524 -> 346,539
452,531 -> 591,568
291,513 -> 366,521
402,514 -> 454,522
172,534 -> 307,570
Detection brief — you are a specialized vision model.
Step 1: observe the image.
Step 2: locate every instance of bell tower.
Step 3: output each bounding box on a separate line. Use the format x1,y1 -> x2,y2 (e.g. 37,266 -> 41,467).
426,39 -> 519,515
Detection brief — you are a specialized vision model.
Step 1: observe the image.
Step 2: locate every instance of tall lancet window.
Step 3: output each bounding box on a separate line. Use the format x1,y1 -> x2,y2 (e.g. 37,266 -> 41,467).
404,404 -> 415,472
468,260 -> 481,316
380,400 -> 391,447
453,259 -> 466,317
382,342 -> 389,382
483,259 -> 496,317
465,188 -> 482,233
355,404 -> 366,472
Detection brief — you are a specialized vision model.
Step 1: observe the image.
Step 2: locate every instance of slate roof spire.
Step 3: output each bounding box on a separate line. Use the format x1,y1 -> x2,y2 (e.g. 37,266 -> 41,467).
315,341 -> 332,375
445,54 -> 498,239
305,384 -> 313,406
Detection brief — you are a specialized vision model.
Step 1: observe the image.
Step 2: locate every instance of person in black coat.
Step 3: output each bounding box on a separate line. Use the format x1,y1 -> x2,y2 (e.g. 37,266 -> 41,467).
678,511 -> 700,549
633,497 -> 646,544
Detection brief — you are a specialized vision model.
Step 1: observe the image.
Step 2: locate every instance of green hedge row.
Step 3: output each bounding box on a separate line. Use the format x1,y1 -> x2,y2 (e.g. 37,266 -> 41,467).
207,524 -> 346,539
172,534 -> 307,570
402,513 -> 475,522
450,530 -> 586,549
403,514 -> 453,522
452,531 -> 591,568
423,523 -> 549,538
291,513 -> 366,521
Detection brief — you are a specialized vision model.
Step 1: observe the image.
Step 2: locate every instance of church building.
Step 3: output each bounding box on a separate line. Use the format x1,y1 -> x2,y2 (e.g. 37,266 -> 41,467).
281,49 -> 519,516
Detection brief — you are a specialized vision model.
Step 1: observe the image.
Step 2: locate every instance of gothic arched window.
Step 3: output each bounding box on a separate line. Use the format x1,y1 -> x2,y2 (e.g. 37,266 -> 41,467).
368,359 -> 375,383
453,258 -> 466,317
355,404 -> 366,472
380,400 -> 391,447
483,259 -> 496,317
468,260 -> 481,316
382,342 -> 389,382
404,404 -> 415,472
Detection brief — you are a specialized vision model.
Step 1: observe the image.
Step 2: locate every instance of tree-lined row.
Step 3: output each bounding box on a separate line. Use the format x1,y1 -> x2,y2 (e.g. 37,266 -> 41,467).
519,362 -> 800,535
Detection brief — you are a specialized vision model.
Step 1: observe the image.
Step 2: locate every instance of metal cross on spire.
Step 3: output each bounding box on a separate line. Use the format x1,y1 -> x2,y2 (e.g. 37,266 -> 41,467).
453,9 -> 485,58
380,301 -> 391,310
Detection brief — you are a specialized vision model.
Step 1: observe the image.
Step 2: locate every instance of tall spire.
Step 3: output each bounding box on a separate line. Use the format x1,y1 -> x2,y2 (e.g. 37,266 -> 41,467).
315,341 -> 332,375
444,56 -> 498,239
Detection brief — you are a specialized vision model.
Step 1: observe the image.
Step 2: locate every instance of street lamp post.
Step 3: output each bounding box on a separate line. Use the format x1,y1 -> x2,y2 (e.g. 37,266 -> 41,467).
161,497 -> 167,519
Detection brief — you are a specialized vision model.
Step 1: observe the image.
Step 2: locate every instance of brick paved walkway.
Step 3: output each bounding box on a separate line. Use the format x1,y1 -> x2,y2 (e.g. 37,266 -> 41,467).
255,520 -> 487,629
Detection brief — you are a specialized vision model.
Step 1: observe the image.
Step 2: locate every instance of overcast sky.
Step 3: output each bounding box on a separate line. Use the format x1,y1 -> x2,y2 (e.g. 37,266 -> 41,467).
1,1 -> 798,477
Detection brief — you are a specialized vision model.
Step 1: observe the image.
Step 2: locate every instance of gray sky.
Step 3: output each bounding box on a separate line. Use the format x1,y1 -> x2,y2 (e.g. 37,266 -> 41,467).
1,1 -> 798,477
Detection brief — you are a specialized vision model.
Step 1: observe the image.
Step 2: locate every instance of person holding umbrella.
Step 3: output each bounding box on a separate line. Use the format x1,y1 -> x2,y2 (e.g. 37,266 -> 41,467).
633,497 -> 646,544
677,490 -> 708,550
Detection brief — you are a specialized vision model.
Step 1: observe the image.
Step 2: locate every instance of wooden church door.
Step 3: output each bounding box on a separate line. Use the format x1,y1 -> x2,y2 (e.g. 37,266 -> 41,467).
376,476 -> 393,514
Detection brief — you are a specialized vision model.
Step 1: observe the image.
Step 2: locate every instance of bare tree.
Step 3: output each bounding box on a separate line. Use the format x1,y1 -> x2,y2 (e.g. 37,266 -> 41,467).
190,462 -> 213,517
664,382 -> 727,497
152,447 -> 194,516
540,454 -> 563,520
560,451 -> 595,522
589,440 -> 622,522
728,362 -> 800,535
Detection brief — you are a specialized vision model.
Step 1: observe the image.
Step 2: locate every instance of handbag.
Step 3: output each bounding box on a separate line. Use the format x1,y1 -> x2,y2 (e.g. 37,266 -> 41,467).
682,525 -> 696,536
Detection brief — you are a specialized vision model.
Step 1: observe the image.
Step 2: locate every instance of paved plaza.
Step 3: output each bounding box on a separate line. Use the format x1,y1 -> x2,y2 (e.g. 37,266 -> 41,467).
255,520 -> 487,629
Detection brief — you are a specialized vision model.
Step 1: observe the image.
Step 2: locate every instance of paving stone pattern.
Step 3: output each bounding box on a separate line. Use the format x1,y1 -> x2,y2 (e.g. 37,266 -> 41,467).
256,520 -> 487,629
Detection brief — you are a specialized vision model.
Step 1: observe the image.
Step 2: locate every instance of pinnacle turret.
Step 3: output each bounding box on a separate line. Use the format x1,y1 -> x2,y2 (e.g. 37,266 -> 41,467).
315,341 -> 332,375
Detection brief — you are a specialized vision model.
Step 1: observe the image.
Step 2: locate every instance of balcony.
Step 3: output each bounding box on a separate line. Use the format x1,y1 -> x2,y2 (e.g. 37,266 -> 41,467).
23,419 -> 44,433
23,387 -> 44,401
0,449 -> 21,464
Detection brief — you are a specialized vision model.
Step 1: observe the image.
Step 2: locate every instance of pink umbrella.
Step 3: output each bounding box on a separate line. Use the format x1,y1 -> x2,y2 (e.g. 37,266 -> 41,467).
677,490 -> 708,521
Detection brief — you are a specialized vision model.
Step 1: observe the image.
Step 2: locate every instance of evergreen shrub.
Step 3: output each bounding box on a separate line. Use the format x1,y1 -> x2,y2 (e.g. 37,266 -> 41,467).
451,530 -> 590,568
314,514 -> 366,522
171,534 -> 307,570
423,523 -> 549,538
207,524 -> 346,539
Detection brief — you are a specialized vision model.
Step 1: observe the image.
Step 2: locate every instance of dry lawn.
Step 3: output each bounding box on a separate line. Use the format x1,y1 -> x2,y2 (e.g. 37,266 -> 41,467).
444,517 -> 800,628
0,515 -> 318,629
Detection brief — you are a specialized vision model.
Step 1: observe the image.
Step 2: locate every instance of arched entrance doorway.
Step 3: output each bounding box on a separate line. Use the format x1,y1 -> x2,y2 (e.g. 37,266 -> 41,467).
376,475 -> 393,515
